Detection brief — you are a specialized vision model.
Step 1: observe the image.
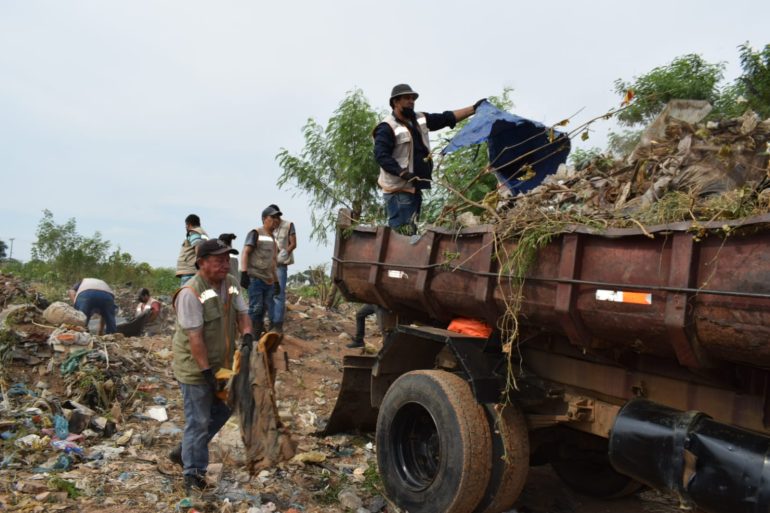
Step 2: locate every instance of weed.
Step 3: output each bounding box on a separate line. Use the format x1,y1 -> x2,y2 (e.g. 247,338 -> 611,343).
48,476 -> 81,499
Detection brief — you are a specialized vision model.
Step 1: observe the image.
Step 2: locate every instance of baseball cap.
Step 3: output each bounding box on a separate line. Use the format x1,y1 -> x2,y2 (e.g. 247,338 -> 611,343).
262,206 -> 283,219
196,238 -> 239,260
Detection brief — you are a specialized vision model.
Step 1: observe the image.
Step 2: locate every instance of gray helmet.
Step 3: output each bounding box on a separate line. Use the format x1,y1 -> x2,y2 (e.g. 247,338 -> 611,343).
389,83 -> 419,106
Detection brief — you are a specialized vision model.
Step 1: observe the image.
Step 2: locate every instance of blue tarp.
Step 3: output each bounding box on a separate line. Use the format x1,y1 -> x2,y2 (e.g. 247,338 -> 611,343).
442,101 -> 571,194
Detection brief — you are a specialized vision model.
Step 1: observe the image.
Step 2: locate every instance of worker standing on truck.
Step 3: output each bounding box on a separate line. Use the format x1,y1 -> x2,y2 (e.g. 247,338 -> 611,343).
240,206 -> 281,337
373,83 -> 484,235
268,204 -> 296,334
176,214 -> 209,285
169,238 -> 252,493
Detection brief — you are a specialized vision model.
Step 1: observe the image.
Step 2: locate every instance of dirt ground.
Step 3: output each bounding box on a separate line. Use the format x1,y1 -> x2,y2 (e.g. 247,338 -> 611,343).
0,285 -> 687,513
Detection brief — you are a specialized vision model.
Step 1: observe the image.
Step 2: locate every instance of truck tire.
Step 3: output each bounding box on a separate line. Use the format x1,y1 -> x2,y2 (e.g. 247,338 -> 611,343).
474,403 -> 529,513
376,370 -> 492,513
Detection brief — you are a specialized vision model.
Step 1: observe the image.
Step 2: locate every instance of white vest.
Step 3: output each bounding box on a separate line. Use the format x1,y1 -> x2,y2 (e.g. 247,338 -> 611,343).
376,113 -> 431,193
274,219 -> 295,266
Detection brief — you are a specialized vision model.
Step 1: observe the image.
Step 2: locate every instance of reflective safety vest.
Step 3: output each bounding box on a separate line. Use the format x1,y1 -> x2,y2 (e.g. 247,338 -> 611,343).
246,227 -> 277,283
171,273 -> 240,384
176,227 -> 209,276
274,219 -> 295,266
376,113 -> 431,194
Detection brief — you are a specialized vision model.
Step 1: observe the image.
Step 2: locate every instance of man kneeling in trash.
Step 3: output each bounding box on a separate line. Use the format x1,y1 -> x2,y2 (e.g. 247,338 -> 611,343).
169,238 -> 253,492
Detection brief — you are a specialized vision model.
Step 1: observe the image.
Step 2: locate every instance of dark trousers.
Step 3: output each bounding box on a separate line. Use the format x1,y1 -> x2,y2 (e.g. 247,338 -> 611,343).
355,304 -> 378,342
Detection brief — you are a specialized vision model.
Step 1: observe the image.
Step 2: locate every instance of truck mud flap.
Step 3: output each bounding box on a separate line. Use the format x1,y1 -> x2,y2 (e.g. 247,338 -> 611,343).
321,355 -> 378,435
609,398 -> 770,513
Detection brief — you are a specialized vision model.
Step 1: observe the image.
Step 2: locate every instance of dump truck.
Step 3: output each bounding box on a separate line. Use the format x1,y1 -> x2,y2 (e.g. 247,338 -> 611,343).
325,209 -> 770,513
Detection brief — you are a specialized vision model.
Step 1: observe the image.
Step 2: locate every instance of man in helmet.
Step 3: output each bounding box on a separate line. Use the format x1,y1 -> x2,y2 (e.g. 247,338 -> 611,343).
373,84 -> 485,235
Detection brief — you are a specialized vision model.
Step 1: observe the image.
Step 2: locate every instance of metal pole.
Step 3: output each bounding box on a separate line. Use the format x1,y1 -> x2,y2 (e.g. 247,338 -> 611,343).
8,238 -> 13,260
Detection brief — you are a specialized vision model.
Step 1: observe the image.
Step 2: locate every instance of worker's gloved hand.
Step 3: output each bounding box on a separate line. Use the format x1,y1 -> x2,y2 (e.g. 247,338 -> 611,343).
278,249 -> 289,261
273,282 -> 281,296
240,333 -> 254,350
473,98 -> 487,112
240,271 -> 250,289
201,368 -> 217,395
399,171 -> 417,182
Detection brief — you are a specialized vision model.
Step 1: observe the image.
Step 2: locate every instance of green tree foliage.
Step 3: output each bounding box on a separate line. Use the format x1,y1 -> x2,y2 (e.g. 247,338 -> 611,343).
422,88 -> 515,223
0,240 -> 7,260
31,210 -> 110,284
2,210 -> 177,297
736,42 -> 770,118
277,88 -> 383,243
614,54 -> 725,127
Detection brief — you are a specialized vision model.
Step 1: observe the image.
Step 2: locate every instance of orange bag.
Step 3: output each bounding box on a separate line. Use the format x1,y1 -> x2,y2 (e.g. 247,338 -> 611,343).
447,318 -> 493,338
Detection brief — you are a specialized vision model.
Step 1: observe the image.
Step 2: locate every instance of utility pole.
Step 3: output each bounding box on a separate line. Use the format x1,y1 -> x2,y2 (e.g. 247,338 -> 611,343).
9,238 -> 14,260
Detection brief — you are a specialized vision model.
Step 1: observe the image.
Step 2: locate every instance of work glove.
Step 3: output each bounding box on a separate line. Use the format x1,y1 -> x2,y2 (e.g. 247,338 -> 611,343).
240,271 -> 250,289
273,282 -> 281,296
278,249 -> 289,261
201,368 -> 217,396
399,170 -> 417,182
240,333 -> 254,350
473,98 -> 487,112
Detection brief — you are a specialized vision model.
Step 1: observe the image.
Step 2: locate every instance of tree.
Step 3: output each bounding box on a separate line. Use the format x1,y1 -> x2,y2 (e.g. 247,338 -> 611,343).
31,210 -> 110,283
0,240 -> 7,260
736,42 -> 770,119
614,54 -> 725,127
277,88 -> 383,243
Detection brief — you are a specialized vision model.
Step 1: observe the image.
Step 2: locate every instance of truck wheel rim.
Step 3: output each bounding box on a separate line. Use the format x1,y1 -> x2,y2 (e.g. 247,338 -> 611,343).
391,402 -> 440,491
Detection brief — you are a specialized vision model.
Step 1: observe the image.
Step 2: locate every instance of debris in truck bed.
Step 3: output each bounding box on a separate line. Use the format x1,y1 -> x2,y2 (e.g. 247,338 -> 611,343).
496,105 -> 770,235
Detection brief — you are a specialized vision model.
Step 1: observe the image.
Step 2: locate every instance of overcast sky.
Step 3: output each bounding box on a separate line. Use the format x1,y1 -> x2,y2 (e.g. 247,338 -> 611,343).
1,1 -> 768,273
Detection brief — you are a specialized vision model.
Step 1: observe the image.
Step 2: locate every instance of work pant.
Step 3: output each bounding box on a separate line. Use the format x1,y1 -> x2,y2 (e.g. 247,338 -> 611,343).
179,382 -> 231,477
273,265 -> 288,324
248,277 -> 275,329
74,290 -> 117,334
383,191 -> 422,235
354,304 -> 378,342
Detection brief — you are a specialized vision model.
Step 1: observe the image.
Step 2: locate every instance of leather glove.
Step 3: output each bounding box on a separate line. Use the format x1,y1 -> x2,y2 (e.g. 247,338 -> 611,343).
240,271 -> 250,289
399,170 -> 417,182
273,282 -> 281,296
241,333 -> 254,350
473,98 -> 487,112
201,368 -> 217,395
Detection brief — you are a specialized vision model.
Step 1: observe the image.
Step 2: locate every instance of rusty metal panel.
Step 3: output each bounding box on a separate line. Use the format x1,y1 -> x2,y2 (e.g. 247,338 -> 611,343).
333,215 -> 770,369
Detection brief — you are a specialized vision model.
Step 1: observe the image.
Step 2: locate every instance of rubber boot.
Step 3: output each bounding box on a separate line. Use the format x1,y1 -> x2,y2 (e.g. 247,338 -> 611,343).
346,337 -> 364,349
270,322 -> 283,334
168,442 -> 183,467
252,320 -> 264,339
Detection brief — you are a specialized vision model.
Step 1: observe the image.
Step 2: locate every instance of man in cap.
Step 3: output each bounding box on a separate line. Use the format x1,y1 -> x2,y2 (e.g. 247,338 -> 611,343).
176,214 -> 209,285
240,206 -> 281,337
170,238 -> 253,492
218,233 -> 240,283
267,204 -> 296,334
373,84 -> 485,234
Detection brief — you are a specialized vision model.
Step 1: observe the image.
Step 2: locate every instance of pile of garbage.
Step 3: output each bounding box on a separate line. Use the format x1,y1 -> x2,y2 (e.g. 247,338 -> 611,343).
0,276 -> 391,513
496,101 -> 770,234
